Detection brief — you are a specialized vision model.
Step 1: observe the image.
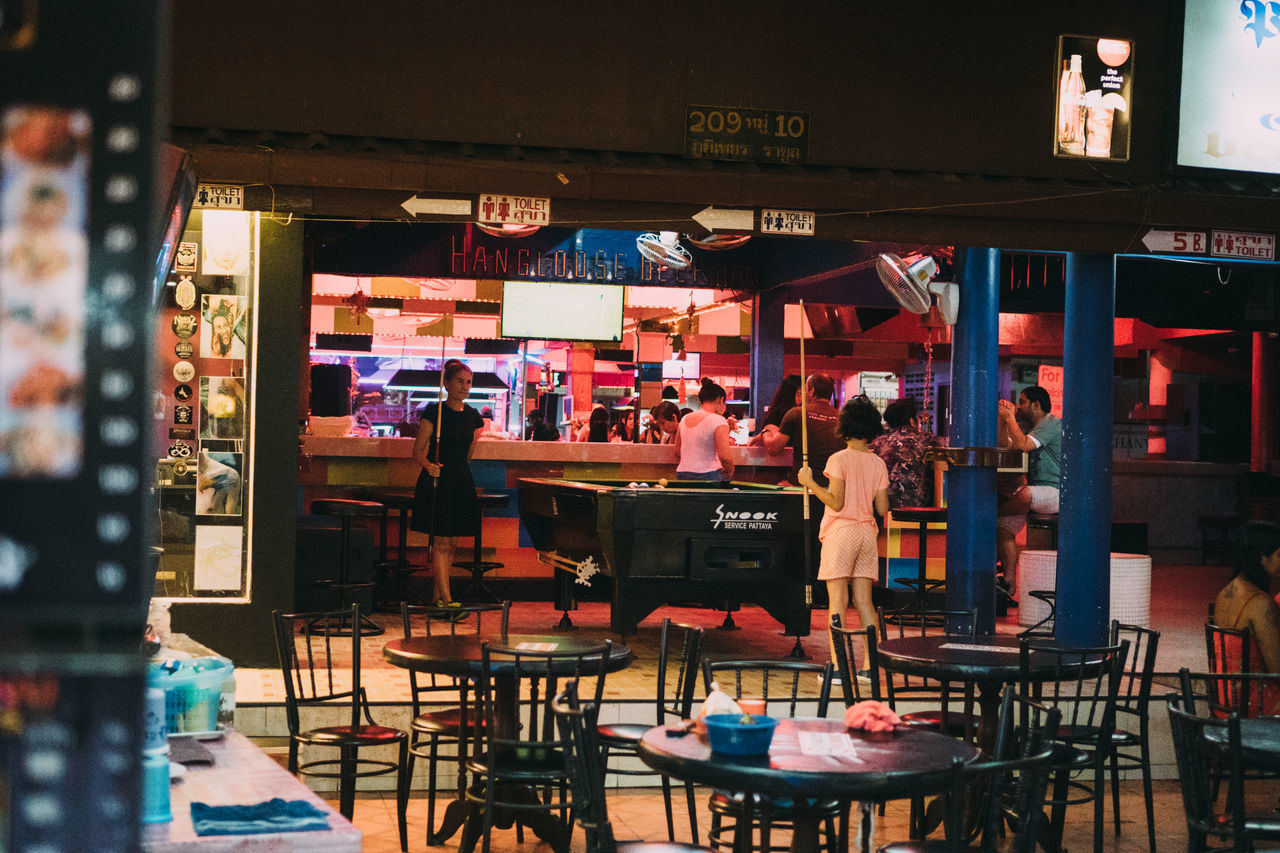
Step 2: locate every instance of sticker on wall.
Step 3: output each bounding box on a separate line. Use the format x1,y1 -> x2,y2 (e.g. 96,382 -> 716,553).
171,312 -> 197,339
174,340 -> 193,359
200,294 -> 246,359
174,241 -> 197,273
195,449 -> 242,516
173,405 -> 193,425
172,361 -> 195,382
174,275 -> 196,309
167,441 -> 193,459
200,209 -> 250,276
199,376 -> 245,439
193,524 -> 243,591
173,383 -> 193,402
169,427 -> 195,440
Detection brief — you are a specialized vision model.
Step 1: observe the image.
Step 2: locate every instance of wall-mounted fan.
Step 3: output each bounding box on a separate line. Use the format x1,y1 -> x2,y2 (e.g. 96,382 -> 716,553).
636,231 -> 693,270
875,252 -> 959,325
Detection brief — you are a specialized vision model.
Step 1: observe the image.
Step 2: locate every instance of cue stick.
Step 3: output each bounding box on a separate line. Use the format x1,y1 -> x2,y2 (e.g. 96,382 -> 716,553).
426,334 -> 447,569
799,299 -> 813,607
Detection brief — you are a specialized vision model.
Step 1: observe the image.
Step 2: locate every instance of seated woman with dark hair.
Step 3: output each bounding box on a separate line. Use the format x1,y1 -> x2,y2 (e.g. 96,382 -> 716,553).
1212,520 -> 1280,711
643,400 -> 681,444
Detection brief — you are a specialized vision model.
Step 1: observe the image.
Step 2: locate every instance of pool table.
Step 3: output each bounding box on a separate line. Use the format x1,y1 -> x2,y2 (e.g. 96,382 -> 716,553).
516,477 -> 818,637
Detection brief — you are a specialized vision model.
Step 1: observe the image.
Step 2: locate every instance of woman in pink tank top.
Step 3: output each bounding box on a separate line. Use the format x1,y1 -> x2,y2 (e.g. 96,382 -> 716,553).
675,378 -> 735,481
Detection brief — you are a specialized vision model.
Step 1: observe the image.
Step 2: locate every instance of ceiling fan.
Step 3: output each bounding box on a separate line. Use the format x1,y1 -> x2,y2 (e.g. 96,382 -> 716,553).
875,252 -> 959,325
635,231 -> 693,270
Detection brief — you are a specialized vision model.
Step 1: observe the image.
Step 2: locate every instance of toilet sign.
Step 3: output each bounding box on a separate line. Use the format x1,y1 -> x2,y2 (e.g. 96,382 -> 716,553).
760,209 -> 815,235
478,193 -> 550,226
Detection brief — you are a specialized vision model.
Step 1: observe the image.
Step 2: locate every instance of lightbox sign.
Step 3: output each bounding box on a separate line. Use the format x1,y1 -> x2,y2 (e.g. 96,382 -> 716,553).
1176,1 -> 1280,175
1053,36 -> 1133,161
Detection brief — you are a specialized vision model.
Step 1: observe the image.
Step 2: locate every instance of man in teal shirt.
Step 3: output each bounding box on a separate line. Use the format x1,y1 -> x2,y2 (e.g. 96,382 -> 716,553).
996,385 -> 1062,590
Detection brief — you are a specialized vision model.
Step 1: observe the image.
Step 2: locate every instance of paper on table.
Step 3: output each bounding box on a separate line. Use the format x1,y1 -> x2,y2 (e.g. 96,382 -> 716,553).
938,642 -> 1019,654
798,730 -> 860,760
515,641 -> 559,652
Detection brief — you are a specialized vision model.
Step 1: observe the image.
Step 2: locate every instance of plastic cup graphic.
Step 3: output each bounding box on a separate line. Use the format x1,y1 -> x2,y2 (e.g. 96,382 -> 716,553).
1086,105 -> 1115,158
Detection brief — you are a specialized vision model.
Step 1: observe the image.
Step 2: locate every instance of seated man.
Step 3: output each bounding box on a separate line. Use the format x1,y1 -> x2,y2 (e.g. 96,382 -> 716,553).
996,385 -> 1062,589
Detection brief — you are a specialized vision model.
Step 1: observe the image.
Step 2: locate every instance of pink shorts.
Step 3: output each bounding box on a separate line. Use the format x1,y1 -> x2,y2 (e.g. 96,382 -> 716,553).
817,522 -> 879,581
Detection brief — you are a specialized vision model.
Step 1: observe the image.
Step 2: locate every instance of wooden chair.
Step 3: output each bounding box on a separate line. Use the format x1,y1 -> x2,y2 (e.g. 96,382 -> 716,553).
272,604 -> 409,851
399,600 -> 509,846
700,659 -> 840,853
879,689 -> 1061,853
1107,620 -> 1160,853
553,679 -> 707,853
596,617 -> 704,842
1166,697 -> 1280,852
1018,637 -> 1129,853
466,638 -> 612,853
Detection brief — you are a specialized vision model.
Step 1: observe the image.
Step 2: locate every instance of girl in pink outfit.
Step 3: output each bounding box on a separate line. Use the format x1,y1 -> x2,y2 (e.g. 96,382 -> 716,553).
798,396 -> 889,672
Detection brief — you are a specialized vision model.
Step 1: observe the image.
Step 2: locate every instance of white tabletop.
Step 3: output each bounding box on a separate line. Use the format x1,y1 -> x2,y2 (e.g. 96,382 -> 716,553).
141,730 -> 361,852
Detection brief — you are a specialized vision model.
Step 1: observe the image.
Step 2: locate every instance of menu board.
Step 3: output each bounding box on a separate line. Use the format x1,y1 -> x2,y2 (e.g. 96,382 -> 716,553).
0,106 -> 91,478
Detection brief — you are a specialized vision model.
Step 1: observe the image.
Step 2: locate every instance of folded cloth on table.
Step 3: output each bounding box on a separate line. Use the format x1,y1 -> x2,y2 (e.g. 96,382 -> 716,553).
168,736 -> 216,765
191,798 -> 330,836
844,700 -> 902,733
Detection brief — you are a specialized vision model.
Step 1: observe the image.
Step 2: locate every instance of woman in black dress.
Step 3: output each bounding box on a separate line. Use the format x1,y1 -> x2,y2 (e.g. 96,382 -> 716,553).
411,359 -> 485,605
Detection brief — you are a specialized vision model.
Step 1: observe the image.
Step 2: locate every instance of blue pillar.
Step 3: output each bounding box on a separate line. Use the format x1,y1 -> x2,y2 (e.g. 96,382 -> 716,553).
751,289 -> 786,425
946,248 -> 1000,634
1057,253 -> 1115,647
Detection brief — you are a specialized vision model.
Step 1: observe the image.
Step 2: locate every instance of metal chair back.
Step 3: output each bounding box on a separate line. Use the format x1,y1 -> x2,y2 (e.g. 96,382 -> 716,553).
829,613 -> 879,705
700,658 -> 833,719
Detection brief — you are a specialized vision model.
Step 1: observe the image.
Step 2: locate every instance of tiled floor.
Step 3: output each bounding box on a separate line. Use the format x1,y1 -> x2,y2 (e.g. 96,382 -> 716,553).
327,778 -> 1227,852
243,561 -> 1239,851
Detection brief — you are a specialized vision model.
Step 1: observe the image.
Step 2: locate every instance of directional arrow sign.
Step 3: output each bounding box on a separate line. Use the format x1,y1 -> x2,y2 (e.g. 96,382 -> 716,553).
400,195 -> 472,217
1140,228 -> 1207,254
692,204 -> 754,232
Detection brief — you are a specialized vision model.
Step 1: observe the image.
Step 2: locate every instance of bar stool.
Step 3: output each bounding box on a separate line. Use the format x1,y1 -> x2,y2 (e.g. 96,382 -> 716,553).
887,506 -> 947,617
349,487 -> 418,607
452,491 -> 509,602
310,498 -> 386,636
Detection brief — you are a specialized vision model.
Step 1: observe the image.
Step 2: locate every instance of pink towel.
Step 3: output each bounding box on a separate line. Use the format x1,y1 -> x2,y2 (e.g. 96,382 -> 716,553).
844,700 -> 901,733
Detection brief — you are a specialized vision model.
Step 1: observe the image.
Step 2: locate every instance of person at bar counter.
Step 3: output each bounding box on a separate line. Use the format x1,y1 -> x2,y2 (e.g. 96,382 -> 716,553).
869,396 -> 940,509
747,374 -> 801,447
411,359 -> 485,606
581,406 -> 610,442
797,396 -> 889,675
1213,521 -> 1280,712
642,400 -> 680,444
761,373 -> 843,487
995,385 -> 1062,584
610,409 -> 635,442
675,378 -> 736,481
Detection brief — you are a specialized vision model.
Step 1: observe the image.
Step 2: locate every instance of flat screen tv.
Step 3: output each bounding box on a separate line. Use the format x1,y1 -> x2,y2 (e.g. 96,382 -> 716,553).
500,280 -> 624,342
1175,0 -> 1280,176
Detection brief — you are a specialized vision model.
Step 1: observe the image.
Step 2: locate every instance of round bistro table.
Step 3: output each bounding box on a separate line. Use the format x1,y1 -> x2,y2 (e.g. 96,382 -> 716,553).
639,717 -> 978,853
384,633 -> 632,853
875,634 -> 1102,755
1203,717 -> 1280,772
